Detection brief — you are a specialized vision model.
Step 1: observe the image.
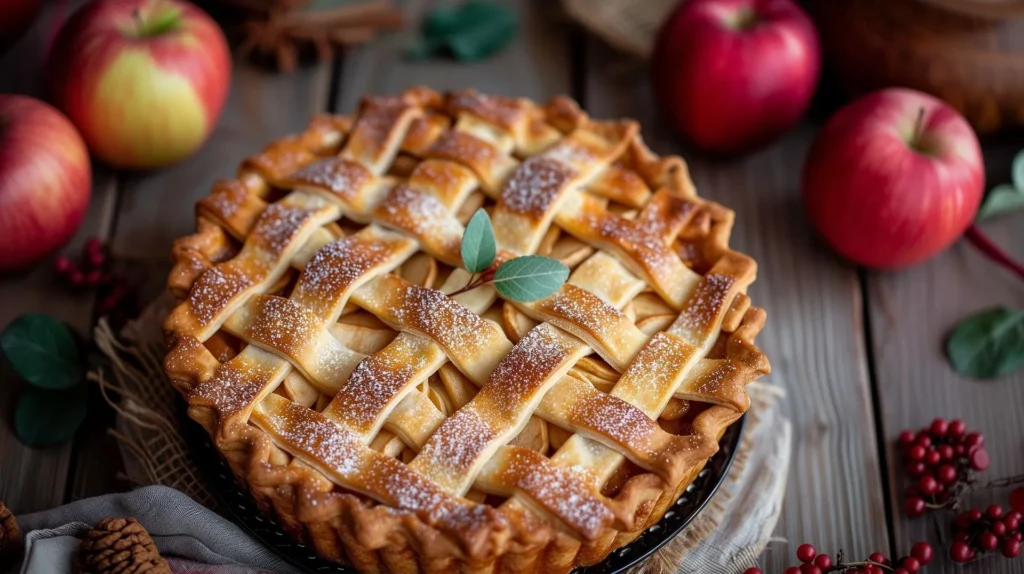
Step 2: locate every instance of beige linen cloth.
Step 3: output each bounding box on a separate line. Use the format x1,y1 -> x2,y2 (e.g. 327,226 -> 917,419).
48,298 -> 790,573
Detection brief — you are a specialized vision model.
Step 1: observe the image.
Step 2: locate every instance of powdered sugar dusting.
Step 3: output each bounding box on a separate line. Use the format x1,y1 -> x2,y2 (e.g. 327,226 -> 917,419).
417,408 -> 496,474
375,185 -> 464,251
430,131 -> 498,166
248,296 -> 316,356
261,399 -> 362,477
448,91 -> 524,129
544,142 -> 596,171
189,358 -> 276,418
541,285 -> 621,335
201,181 -> 254,222
252,203 -> 315,254
672,273 -> 733,344
287,158 -> 372,204
484,326 -> 568,420
568,391 -> 650,447
505,449 -> 612,539
500,157 -> 576,217
396,286 -> 487,357
188,265 -> 255,325
330,339 -> 425,432
295,236 -> 403,317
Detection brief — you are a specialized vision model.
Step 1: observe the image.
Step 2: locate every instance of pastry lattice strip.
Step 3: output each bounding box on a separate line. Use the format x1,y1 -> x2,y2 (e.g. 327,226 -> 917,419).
164,88 -> 769,558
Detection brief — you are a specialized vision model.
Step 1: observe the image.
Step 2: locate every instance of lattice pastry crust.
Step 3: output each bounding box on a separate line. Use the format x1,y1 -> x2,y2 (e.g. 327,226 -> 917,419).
163,88 -> 771,573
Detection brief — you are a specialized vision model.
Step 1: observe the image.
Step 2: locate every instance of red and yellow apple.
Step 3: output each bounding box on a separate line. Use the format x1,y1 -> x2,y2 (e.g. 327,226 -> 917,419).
652,0 -> 820,155
48,0 -> 230,169
0,95 -> 91,271
803,88 -> 985,269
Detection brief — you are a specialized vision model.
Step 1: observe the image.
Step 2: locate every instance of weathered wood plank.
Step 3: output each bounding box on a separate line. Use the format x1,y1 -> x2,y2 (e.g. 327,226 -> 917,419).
581,41 -> 890,571
869,143 -> 1024,574
335,0 -> 569,111
0,0 -> 120,513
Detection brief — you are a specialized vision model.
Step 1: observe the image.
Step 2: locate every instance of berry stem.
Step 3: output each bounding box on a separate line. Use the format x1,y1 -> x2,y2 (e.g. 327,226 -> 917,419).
965,224 -> 1024,283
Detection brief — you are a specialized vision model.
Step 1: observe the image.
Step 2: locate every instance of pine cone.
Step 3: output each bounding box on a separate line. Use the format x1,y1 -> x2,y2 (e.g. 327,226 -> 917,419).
0,501 -> 21,568
75,517 -> 171,574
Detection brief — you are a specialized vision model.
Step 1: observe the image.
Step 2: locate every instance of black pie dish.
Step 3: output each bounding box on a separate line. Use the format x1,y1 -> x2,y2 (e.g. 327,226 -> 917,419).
183,402 -> 744,574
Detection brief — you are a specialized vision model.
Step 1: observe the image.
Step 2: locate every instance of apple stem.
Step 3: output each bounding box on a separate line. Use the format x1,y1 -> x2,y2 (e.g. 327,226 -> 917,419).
912,107 -> 926,147
132,9 -> 144,36
965,224 -> 1024,283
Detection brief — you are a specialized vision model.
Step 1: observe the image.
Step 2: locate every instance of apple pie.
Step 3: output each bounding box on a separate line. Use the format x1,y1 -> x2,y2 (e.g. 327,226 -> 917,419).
163,88 -> 770,573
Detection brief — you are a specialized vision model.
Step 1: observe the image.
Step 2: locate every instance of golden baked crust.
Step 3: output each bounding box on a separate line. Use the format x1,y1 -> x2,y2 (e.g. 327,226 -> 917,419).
162,88 -> 771,573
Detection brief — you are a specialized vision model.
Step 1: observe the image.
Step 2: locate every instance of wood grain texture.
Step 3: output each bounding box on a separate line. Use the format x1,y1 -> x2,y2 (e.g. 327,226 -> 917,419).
869,143 -> 1024,574
0,1 -> 120,514
580,41 -> 890,572
335,0 -> 569,111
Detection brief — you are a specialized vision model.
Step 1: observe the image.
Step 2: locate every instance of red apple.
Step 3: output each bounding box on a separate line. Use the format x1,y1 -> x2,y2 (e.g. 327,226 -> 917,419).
652,0 -> 820,154
803,88 -> 985,269
0,95 -> 91,271
48,0 -> 230,169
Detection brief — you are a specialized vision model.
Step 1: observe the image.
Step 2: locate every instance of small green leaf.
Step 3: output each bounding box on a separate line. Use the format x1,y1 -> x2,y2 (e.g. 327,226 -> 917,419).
407,0 -> 517,62
493,255 -> 569,302
461,208 -> 496,274
946,307 -> 1024,379
1012,149 -> 1024,191
977,184 -> 1024,221
14,384 -> 88,447
1,314 -> 83,390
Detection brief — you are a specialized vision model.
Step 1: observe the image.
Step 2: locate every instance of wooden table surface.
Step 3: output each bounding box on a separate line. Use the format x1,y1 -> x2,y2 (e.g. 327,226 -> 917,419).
2,2 -> 1023,573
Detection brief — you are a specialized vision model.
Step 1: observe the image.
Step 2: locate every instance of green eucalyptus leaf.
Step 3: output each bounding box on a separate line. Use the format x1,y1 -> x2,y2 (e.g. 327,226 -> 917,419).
976,184 -> 1024,221
493,255 -> 569,302
13,384 -> 88,447
461,208 -> 496,274
1,314 -> 83,390
408,0 -> 517,62
946,307 -> 1024,379
1012,149 -> 1024,191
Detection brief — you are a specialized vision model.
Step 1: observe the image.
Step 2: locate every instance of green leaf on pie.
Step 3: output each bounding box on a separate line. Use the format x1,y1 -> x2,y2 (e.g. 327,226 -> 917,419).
461,208 -> 496,274
14,384 -> 88,447
1,314 -> 83,390
946,306 -> 1024,379
976,184 -> 1024,221
493,255 -> 569,302
1012,149 -> 1024,191
406,0 -> 517,62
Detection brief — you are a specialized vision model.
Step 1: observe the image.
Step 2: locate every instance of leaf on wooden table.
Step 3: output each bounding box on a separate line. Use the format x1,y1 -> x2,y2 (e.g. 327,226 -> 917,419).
976,184 -> 1024,221
946,307 -> 1024,379
14,384 -> 88,447
0,314 -> 83,390
493,255 -> 568,302
406,0 -> 517,62
461,208 -> 496,274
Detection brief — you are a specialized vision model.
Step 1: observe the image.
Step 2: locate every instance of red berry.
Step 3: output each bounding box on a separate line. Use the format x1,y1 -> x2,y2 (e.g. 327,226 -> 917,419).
979,531 -> 999,551
799,565 -> 821,574
938,444 -> 955,460
905,462 -> 926,478
964,432 -> 983,447
954,531 -> 970,542
918,475 -> 939,496
969,508 -> 983,521
955,512 -> 975,530
904,497 -> 926,517
936,464 -> 958,484
85,269 -> 103,286
898,430 -> 915,447
987,505 -> 1004,520
813,554 -> 831,569
908,445 -> 926,461
1002,538 -> 1022,558
868,552 -> 887,564
894,569 -> 910,574
743,569 -> 763,574
68,270 -> 85,286
85,236 -> 103,253
1010,488 -> 1024,513
969,448 -> 990,471
899,557 -> 920,573
54,255 -> 75,274
925,449 -> 941,466
993,521 -> 1008,536
1013,532 -> 1024,542
784,568 -> 800,574
950,541 -> 973,563
948,419 -> 966,439
796,543 -> 816,563
900,556 -> 921,573
954,444 -> 966,456
915,434 -> 932,448
1003,511 -> 1021,530
911,541 -> 933,564
930,418 -> 948,437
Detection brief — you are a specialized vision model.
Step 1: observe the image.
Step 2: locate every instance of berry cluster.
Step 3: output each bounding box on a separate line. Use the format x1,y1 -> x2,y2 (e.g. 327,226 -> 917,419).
948,504 -> 1023,563
742,542 -> 933,574
898,418 -> 988,516
53,237 -> 134,317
